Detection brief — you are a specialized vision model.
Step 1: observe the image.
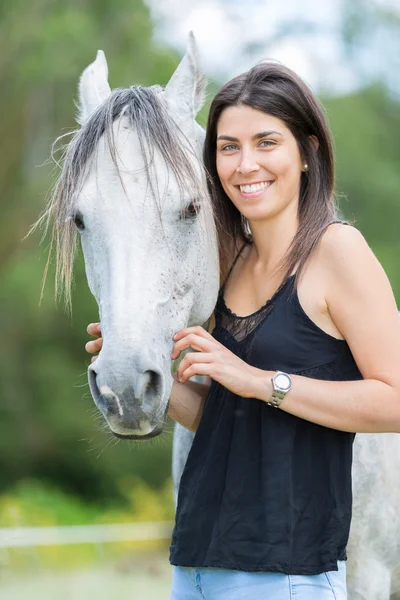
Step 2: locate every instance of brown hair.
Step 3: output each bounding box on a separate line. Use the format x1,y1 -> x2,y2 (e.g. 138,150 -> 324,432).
203,61 -> 343,287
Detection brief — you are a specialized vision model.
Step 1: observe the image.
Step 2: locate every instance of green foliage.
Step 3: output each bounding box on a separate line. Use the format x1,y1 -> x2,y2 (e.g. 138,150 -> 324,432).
0,480 -> 100,528
0,477 -> 174,528
325,85 -> 400,302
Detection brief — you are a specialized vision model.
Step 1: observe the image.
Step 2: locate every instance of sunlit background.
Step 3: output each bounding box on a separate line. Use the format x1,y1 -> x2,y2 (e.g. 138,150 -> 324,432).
0,0 -> 399,598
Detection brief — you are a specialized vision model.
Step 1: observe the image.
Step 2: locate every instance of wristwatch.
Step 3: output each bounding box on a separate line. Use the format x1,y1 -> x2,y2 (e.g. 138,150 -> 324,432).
267,371 -> 292,408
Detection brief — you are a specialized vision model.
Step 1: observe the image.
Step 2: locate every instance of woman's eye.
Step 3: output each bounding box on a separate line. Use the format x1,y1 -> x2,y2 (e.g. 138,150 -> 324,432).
221,144 -> 238,152
73,214 -> 85,232
259,140 -> 275,148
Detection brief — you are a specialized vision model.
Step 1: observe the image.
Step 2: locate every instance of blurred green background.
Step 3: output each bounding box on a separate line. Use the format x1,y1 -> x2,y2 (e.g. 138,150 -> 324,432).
0,0 -> 399,597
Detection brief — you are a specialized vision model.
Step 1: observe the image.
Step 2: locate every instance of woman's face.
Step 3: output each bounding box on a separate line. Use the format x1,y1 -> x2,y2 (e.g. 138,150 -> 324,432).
216,105 -> 305,222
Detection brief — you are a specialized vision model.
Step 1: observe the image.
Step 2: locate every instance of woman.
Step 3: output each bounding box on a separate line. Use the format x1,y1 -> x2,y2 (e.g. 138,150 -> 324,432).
86,62 -> 400,599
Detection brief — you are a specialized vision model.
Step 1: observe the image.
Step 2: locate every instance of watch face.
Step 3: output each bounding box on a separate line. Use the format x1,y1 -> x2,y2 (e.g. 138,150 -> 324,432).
275,373 -> 291,391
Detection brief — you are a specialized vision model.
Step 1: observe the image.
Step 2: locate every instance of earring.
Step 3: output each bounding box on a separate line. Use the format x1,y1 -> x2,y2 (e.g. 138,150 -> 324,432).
303,162 -> 309,172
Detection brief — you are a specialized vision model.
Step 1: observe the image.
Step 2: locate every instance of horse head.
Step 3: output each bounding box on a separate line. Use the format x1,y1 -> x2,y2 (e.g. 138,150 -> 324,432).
48,34 -> 219,439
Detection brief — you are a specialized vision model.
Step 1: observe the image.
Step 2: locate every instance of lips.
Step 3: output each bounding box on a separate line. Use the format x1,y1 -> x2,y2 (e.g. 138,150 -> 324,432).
235,180 -> 274,198
238,181 -> 273,193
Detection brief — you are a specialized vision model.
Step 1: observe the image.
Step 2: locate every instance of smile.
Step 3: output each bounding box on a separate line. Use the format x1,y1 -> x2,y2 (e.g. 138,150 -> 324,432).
236,180 -> 274,197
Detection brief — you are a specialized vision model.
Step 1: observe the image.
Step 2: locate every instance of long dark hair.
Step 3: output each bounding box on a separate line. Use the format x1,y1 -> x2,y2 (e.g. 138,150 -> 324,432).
204,61 -> 343,286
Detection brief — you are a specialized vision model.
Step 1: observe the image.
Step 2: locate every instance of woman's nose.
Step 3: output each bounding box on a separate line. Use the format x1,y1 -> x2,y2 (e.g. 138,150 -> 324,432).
236,150 -> 260,175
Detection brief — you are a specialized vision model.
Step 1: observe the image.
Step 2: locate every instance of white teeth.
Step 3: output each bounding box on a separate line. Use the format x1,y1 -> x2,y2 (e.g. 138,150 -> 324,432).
239,181 -> 272,193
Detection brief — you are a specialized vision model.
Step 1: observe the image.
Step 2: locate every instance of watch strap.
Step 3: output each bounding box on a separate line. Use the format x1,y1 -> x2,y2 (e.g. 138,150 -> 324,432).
267,389 -> 286,409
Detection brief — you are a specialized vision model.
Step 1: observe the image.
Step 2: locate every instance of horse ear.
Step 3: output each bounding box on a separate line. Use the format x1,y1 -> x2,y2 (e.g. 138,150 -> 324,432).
77,50 -> 111,124
164,32 -> 207,122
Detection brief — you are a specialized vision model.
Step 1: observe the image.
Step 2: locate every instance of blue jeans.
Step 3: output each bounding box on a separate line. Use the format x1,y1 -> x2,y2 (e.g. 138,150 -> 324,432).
170,561 -> 347,599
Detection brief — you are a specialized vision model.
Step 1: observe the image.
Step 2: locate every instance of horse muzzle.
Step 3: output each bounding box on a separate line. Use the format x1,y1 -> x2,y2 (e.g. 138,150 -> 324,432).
88,360 -> 168,438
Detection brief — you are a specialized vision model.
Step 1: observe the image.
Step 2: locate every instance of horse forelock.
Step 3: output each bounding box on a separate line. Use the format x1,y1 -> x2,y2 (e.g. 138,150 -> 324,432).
37,85 -> 212,310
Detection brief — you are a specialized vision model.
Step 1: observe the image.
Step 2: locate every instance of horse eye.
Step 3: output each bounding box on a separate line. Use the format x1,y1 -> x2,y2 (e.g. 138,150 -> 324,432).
180,201 -> 200,220
73,213 -> 85,232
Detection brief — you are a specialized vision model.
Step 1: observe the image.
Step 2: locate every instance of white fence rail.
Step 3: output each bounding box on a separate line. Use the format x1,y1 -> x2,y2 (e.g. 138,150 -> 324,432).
0,521 -> 174,548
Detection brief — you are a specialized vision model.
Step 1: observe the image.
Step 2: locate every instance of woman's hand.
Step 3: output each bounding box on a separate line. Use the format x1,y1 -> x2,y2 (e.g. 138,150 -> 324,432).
171,326 -> 261,398
85,322 -> 103,363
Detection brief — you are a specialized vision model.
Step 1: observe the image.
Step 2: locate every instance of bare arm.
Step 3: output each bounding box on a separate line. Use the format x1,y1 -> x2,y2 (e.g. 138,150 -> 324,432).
251,225 -> 400,432
168,375 -> 211,432
169,315 -> 214,431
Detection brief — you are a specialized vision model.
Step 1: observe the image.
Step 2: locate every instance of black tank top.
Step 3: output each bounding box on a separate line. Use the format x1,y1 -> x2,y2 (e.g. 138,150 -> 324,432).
169,240 -> 363,575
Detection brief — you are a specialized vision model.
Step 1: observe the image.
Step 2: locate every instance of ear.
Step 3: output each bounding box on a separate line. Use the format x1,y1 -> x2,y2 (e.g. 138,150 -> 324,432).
77,50 -> 111,124
164,31 -> 207,123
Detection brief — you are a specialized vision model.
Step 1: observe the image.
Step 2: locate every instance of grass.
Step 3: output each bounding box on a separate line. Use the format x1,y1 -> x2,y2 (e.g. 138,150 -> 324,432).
0,552 -> 173,600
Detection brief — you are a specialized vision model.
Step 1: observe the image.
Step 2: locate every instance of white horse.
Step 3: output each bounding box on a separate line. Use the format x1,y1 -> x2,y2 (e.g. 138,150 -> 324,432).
41,35 -> 399,599
39,33 -> 219,440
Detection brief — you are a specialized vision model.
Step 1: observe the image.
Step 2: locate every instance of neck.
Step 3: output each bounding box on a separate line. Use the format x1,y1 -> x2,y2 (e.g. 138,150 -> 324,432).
247,202 -> 299,275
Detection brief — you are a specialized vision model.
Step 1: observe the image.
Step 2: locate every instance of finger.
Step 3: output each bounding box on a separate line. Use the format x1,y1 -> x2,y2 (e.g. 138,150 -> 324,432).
171,333 -> 215,360
85,338 -> 103,354
173,325 -> 213,342
180,362 -> 213,384
177,352 -> 214,381
87,322 -> 101,337
91,355 -> 98,363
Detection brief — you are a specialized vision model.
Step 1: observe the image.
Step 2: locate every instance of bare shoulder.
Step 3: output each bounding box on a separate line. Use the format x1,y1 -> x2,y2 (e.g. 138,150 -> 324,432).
318,223 -> 382,286
298,223 -> 369,301
319,222 -> 369,262
294,224 -> 365,341
315,222 -> 400,385
294,222 -> 397,343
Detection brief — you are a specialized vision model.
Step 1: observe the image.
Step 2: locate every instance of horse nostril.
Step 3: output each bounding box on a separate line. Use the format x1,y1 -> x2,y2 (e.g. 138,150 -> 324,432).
143,370 -> 163,405
88,367 -> 102,405
88,365 -> 163,415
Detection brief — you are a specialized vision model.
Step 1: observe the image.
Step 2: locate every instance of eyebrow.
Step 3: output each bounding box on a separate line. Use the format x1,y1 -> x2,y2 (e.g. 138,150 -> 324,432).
217,130 -> 283,142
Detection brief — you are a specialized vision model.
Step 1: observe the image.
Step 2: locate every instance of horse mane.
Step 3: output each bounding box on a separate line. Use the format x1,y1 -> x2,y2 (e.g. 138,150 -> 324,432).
33,85 -> 210,311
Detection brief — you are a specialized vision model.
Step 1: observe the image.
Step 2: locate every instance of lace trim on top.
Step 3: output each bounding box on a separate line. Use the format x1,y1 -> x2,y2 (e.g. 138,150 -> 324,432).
217,242 -> 296,344
217,274 -> 295,344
